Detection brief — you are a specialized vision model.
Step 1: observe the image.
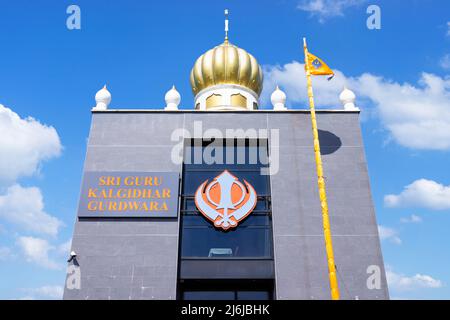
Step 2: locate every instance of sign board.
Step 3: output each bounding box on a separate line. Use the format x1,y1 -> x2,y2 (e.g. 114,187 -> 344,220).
78,171 -> 179,218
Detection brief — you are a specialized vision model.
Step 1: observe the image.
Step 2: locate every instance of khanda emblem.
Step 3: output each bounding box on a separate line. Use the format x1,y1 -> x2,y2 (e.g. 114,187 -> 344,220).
312,58 -> 322,69
195,170 -> 257,231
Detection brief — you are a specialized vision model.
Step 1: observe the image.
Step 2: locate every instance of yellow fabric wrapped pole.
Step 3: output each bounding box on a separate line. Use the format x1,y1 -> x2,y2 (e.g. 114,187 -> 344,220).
303,37 -> 340,300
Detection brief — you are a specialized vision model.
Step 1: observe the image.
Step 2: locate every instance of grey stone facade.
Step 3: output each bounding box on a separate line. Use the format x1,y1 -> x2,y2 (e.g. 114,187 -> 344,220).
63,110 -> 389,300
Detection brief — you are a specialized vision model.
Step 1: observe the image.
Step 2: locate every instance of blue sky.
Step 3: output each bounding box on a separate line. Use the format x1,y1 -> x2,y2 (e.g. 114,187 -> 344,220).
0,0 -> 449,299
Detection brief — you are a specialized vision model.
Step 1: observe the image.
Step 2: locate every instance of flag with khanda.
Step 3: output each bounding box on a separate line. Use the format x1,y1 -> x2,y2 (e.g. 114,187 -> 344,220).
305,52 -> 334,80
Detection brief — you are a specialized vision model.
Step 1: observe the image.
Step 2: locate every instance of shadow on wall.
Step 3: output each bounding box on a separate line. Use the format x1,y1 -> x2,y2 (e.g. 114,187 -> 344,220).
318,130 -> 342,155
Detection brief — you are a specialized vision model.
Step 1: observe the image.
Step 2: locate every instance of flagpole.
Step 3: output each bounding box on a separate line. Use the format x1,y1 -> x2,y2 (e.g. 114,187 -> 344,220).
303,37 -> 340,300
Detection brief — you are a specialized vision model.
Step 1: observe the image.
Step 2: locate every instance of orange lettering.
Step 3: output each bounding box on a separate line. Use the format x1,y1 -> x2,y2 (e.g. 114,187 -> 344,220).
153,177 -> 162,186
106,176 -> 121,186
88,188 -> 98,198
132,189 -> 142,198
109,201 -> 117,210
162,189 -> 171,198
128,202 -> 139,210
124,176 -> 131,186
98,176 -> 106,186
150,202 -> 158,210
87,201 -> 97,210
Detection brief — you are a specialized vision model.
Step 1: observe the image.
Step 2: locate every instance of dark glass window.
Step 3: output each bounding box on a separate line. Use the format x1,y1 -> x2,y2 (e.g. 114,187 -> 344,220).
179,139 -> 273,259
237,291 -> 271,300
183,291 -> 235,300
182,290 -> 271,300
179,279 -> 274,300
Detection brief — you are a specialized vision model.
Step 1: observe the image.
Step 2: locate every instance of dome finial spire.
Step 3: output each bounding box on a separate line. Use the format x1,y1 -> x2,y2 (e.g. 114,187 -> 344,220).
224,9 -> 229,43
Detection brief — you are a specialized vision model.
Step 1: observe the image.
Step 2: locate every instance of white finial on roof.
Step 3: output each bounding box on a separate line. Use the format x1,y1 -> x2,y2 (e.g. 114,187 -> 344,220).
339,86 -> 358,110
165,85 -> 181,110
93,85 -> 111,110
271,85 -> 287,110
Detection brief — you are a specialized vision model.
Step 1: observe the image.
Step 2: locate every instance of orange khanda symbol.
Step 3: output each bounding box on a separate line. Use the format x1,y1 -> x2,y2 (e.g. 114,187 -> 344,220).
194,170 -> 257,231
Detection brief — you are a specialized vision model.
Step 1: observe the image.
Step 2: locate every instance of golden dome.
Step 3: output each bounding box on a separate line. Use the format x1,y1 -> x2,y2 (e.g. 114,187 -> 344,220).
190,40 -> 263,97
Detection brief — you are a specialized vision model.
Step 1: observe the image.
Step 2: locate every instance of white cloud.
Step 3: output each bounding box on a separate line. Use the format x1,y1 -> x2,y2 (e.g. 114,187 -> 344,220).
57,239 -> 72,256
0,184 -> 63,237
356,73 -> 450,150
16,236 -> 61,270
378,225 -> 401,245
262,62 -> 450,150
21,285 -> 63,300
447,22 -> 450,37
0,246 -> 14,261
0,104 -> 62,186
440,54 -> 450,70
297,0 -> 366,22
387,269 -> 443,291
400,214 -> 423,224
384,179 -> 450,210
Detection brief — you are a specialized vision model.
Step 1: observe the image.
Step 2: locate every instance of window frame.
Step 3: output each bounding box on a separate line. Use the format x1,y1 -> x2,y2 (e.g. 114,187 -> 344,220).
178,138 -> 274,261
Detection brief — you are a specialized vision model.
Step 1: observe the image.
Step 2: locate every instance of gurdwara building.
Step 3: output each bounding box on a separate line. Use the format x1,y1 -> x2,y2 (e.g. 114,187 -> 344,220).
63,30 -> 389,300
